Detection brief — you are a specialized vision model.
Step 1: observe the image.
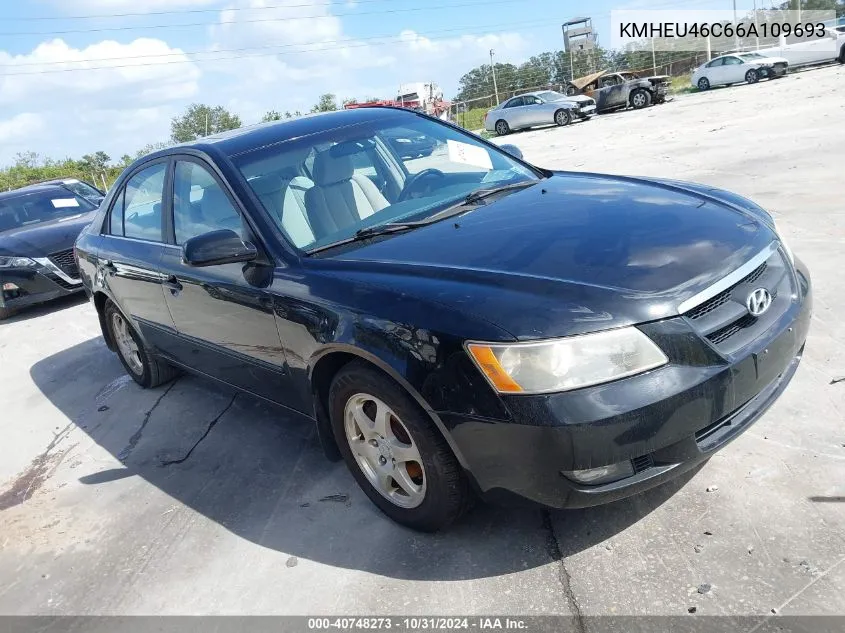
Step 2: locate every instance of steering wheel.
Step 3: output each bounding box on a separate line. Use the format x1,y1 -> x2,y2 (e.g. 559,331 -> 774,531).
398,168 -> 446,202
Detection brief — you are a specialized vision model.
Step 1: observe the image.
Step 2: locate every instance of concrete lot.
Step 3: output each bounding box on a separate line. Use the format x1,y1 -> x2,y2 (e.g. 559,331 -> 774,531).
1,64 -> 844,619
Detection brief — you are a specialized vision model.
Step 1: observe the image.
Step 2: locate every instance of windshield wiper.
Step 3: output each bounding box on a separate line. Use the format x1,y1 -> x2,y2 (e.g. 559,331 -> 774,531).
461,180 -> 537,206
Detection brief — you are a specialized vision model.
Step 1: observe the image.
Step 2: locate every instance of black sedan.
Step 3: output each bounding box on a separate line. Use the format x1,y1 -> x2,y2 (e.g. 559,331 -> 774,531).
1,185 -> 97,319
75,107 -> 811,531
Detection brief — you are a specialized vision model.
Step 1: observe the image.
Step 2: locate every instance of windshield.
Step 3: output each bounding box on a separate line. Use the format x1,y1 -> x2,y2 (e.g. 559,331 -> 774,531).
0,190 -> 95,232
235,113 -> 540,252
536,91 -> 567,101
63,180 -> 104,203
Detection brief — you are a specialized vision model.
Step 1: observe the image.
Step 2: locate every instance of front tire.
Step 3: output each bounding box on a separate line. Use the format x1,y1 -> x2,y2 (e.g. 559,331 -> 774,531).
104,300 -> 179,388
554,109 -> 572,127
494,119 -> 510,136
745,69 -> 759,84
630,88 -> 651,109
697,77 -> 710,91
329,361 -> 470,532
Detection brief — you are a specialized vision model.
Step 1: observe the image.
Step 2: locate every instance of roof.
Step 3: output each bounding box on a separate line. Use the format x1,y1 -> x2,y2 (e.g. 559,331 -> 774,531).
168,106 -> 414,159
0,184 -> 70,201
569,69 -> 608,90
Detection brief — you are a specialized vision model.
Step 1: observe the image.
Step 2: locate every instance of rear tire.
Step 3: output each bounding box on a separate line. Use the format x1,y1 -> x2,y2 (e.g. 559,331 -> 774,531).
839,45 -> 845,64
494,119 -> 510,136
565,85 -> 577,96
104,300 -> 180,389
697,77 -> 710,91
554,109 -> 572,127
745,69 -> 759,84
329,361 -> 470,532
0,306 -> 15,320
630,88 -> 651,109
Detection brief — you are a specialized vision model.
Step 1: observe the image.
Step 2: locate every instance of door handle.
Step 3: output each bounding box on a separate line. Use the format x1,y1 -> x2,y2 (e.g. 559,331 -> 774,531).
162,275 -> 183,294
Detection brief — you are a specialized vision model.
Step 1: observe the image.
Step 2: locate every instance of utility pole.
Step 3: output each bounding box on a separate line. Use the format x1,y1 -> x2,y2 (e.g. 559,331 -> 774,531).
490,49 -> 499,105
753,0 -> 760,50
733,0 -> 740,50
796,0 -> 801,22
651,37 -> 657,75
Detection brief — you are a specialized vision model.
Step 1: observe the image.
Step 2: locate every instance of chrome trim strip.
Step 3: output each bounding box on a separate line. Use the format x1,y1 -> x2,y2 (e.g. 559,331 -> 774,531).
677,241 -> 779,315
33,257 -> 82,286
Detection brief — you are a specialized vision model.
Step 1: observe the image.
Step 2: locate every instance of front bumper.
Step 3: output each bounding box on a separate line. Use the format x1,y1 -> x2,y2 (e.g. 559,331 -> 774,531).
0,266 -> 84,311
440,259 -> 812,509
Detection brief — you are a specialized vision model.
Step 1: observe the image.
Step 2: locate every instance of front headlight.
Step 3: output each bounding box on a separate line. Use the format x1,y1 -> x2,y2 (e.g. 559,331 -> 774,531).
771,219 -> 795,267
0,256 -> 38,268
466,327 -> 668,394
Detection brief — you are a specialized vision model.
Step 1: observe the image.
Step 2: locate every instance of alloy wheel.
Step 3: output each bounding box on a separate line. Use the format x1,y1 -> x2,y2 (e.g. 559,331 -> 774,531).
344,393 -> 427,509
111,312 -> 143,375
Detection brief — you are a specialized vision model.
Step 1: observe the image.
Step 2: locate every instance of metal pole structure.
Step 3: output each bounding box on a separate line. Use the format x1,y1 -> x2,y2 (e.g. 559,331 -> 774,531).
753,0 -> 760,49
651,37 -> 657,74
797,0 -> 801,22
733,0 -> 740,50
204,112 -> 209,136
490,49 -> 499,105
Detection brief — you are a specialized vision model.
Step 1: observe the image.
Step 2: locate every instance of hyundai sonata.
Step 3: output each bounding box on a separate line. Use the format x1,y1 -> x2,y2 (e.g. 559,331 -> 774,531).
75,107 -> 811,531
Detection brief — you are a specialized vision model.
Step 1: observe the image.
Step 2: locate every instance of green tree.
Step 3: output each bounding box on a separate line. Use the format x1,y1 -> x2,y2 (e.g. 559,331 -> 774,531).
134,141 -> 171,159
342,97 -> 358,107
170,104 -> 242,143
310,93 -> 338,113
261,110 -> 284,122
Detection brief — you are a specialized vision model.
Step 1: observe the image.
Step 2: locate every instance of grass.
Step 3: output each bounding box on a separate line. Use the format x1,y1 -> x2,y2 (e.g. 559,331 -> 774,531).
453,107 -> 489,132
669,75 -> 697,95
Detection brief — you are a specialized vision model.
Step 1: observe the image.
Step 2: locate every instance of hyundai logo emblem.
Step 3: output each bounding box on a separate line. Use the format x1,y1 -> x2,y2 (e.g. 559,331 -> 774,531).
746,288 -> 772,317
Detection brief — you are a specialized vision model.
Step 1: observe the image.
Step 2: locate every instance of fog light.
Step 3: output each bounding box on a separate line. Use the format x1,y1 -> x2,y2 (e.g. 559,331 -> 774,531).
2,283 -> 18,291
562,460 -> 635,486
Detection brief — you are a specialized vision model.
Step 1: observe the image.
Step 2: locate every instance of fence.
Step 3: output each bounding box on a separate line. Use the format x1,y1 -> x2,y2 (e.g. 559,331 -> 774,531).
447,50 -> 712,130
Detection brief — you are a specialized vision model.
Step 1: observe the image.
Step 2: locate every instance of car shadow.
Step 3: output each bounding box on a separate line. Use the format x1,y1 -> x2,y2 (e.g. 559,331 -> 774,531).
1,293 -> 88,324
29,336 -> 699,581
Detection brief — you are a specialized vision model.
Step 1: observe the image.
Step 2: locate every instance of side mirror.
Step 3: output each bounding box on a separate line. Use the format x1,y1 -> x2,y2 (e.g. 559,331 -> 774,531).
500,144 -> 524,160
182,229 -> 258,267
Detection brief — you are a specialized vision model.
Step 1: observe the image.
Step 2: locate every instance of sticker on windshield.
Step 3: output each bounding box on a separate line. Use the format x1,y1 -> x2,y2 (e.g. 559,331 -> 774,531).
447,140 -> 493,170
51,198 -> 80,208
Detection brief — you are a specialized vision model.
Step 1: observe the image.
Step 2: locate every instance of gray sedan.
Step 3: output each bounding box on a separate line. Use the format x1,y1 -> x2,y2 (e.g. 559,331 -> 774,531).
484,91 -> 596,136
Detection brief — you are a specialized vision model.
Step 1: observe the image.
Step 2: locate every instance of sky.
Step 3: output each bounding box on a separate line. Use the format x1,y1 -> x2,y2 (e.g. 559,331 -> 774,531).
0,0 -> 764,165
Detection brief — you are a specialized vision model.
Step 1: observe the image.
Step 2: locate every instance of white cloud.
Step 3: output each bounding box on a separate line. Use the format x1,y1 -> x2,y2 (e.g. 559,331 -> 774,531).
0,38 -> 201,107
0,113 -> 46,146
0,39 -> 201,163
49,0 -> 220,12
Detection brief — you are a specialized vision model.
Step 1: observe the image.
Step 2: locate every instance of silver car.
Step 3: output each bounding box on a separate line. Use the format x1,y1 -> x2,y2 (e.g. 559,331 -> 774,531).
484,90 -> 596,136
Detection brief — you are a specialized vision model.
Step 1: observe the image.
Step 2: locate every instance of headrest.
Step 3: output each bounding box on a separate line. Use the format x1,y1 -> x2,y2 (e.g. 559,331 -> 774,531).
313,150 -> 353,186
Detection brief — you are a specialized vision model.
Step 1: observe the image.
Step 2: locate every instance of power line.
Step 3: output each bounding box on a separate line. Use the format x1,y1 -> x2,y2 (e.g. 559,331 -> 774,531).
1,22 -> 558,76
0,0 -> 533,36
0,18 -> 551,69
1,0 -> 408,21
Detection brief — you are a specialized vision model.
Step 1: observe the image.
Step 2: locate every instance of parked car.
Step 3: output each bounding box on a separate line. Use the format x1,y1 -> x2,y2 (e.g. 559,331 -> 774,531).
75,107 -> 811,531
756,25 -> 845,67
0,185 -> 97,319
484,91 -> 595,136
565,70 -> 670,112
692,52 -> 789,90
23,178 -> 106,206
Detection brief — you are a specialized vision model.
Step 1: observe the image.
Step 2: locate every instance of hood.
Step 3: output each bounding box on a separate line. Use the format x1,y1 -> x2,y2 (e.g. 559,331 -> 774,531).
0,211 -> 97,257
569,70 -> 607,90
319,173 -> 776,339
551,94 -> 594,105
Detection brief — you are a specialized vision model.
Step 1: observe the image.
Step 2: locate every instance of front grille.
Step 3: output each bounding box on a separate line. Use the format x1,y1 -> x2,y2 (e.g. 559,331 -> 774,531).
631,454 -> 655,473
48,248 -> 79,280
681,245 -> 793,355
43,271 -> 78,290
688,263 -> 768,321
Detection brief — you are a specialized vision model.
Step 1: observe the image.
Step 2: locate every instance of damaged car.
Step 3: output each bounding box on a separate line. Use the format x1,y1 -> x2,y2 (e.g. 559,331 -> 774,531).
565,70 -> 670,113
692,52 -> 789,90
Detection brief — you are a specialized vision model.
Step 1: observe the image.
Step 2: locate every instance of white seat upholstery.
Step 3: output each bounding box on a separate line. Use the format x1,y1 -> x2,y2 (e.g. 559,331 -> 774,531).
304,150 -> 388,240
281,176 -> 315,248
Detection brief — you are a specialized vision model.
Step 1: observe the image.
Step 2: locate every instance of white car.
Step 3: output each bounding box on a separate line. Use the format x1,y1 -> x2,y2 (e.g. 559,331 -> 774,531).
483,91 -> 596,136
755,25 -> 845,67
692,52 -> 789,91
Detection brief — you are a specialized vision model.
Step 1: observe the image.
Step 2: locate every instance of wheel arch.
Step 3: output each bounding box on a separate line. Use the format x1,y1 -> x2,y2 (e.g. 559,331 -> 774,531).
93,290 -> 116,352
308,345 -> 471,470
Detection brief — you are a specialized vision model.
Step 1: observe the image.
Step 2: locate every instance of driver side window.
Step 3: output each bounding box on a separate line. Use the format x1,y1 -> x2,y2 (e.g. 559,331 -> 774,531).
172,161 -> 243,244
